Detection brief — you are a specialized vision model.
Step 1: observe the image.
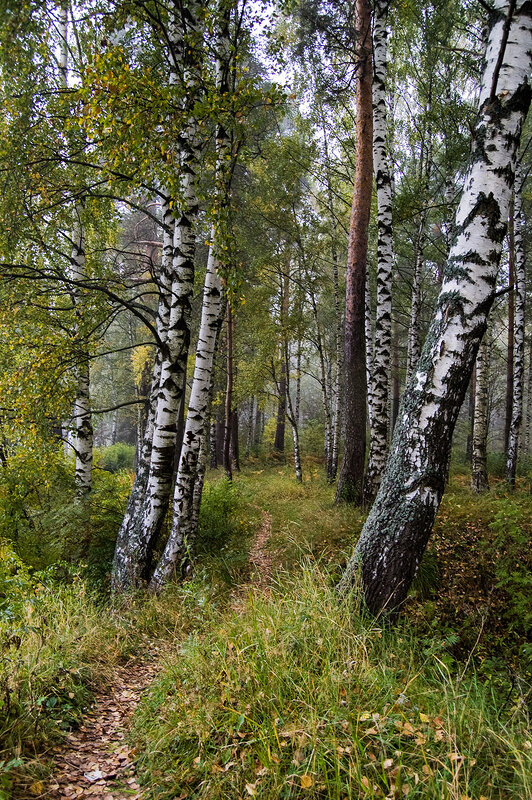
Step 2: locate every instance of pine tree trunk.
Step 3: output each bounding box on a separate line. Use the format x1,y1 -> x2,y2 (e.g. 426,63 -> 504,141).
506,166 -> 526,486
336,0 -> 373,505
338,0 -> 531,613
364,0 -> 394,502
472,337 -> 490,493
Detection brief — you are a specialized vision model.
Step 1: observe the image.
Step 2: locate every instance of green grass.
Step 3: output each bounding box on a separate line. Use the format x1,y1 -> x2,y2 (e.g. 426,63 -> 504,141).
1,460 -> 530,799
132,565 -> 532,799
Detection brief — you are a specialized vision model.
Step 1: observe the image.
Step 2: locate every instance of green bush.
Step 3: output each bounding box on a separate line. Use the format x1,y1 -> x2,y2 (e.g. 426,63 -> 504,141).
196,478 -> 241,553
488,500 -> 532,638
97,443 -> 136,473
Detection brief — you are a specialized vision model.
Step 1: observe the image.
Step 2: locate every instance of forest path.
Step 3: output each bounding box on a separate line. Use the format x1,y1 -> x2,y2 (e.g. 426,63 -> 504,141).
44,510 -> 274,799
247,509 -> 274,589
45,646 -> 162,800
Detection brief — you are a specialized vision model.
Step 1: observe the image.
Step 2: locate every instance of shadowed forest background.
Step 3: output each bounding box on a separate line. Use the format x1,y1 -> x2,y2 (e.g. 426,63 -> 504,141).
0,0 -> 530,797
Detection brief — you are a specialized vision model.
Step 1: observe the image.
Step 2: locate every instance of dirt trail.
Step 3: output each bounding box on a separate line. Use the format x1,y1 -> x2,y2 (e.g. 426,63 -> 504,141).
40,513 -> 274,799
44,653 -> 160,800
246,510 -> 274,590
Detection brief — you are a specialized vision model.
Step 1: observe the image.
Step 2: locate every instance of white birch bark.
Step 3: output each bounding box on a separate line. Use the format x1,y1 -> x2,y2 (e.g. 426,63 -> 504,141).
506,164 -> 526,486
111,201 -> 174,590
70,219 -> 93,495
150,235 -> 223,590
524,342 -> 532,458
339,0 -> 532,613
364,0 -> 394,502
365,269 -> 374,431
114,2 -> 205,587
59,14 -> 93,495
471,337 -> 490,492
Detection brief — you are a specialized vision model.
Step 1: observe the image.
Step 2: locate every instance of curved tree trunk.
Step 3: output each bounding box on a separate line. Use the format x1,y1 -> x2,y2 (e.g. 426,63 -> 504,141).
338,0 -> 531,613
335,0 -> 373,505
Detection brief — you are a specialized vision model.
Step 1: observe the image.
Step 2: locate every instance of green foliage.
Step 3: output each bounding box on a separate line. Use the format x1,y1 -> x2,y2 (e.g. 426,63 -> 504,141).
97,443 -> 136,473
132,565 -> 531,799
196,478 -> 241,553
0,447 -> 130,594
488,501 -> 532,639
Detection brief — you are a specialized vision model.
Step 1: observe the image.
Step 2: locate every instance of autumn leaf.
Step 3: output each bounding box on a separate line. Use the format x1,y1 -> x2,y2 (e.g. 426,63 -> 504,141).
300,774 -> 313,789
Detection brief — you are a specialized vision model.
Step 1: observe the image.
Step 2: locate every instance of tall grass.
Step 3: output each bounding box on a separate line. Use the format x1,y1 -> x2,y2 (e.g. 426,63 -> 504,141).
132,564 -> 531,799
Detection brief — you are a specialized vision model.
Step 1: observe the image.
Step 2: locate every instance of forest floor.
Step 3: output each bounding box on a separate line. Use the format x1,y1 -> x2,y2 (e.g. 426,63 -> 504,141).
40,505 -> 277,800
4,460 -> 532,799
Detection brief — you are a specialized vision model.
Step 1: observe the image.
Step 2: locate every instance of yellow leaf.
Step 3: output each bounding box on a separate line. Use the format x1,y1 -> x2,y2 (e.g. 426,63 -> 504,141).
419,712 -> 430,723
300,774 -> 313,789
30,783 -> 44,796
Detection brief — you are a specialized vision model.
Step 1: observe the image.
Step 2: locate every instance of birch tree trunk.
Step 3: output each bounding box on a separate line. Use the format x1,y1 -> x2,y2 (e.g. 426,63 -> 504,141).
223,304 -> 234,480
364,0 -> 394,503
150,237 -> 224,590
471,337 -> 490,493
112,200 -> 174,590
504,239 -> 515,452
112,2 -> 203,589
71,217 -> 93,495
365,270 -> 374,433
335,0 -> 373,505
338,0 -> 531,613
59,9 -> 93,495
506,165 -> 526,486
523,341 -> 532,459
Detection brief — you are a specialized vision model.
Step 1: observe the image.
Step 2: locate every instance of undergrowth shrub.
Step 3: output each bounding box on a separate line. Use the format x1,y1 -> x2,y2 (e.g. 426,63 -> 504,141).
96,443 -> 136,474
132,564 -> 532,799
488,500 -> 532,641
0,447 -> 130,594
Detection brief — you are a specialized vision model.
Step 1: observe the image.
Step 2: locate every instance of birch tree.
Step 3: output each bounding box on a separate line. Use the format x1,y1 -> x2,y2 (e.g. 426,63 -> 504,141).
364,0 -> 393,502
112,0 -> 205,589
338,0 -> 532,613
506,164 -> 526,486
471,337 -> 490,493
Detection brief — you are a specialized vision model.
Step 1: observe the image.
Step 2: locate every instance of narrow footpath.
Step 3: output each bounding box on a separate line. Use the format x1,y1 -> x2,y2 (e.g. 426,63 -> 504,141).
41,511 -> 275,799
46,654 -> 160,800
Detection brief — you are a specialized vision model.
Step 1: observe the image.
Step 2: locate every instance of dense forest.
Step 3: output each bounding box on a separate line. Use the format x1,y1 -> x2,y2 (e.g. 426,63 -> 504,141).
0,0 -> 530,797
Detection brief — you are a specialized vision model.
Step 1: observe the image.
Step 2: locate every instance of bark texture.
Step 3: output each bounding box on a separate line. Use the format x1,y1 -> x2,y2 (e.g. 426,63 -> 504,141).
335,0 -> 373,505
338,0 -> 531,613
364,0 -> 394,502
506,165 -> 526,486
471,337 -> 490,492
150,236 -> 224,590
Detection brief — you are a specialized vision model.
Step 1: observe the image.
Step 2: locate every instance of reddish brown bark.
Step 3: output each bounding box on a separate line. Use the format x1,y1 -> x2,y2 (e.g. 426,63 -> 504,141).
336,0 -> 373,504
